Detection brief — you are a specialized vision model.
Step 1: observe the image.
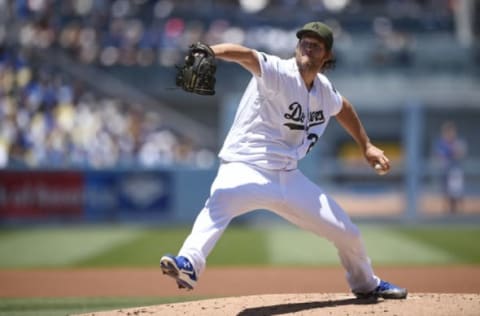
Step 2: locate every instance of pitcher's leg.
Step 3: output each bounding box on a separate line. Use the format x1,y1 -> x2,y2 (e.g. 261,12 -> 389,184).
280,171 -> 378,293
162,182 -> 249,290
178,162 -> 277,276
320,196 -> 379,293
178,197 -> 233,276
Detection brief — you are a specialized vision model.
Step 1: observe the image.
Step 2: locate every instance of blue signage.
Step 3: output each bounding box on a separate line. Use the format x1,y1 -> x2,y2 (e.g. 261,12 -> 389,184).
84,170 -> 172,221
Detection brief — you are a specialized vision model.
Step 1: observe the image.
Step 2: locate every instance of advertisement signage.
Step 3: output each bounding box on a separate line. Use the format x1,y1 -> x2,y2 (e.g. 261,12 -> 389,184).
0,171 -> 84,220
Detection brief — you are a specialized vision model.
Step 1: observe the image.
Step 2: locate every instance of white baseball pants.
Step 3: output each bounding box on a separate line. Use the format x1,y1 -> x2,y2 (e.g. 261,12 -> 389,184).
179,161 -> 379,293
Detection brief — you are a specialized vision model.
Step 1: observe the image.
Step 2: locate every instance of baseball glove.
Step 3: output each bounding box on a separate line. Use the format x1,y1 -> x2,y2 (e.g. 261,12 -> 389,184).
175,42 -> 216,95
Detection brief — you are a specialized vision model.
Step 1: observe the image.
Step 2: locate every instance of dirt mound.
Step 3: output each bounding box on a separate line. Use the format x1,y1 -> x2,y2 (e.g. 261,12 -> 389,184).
76,293 -> 480,316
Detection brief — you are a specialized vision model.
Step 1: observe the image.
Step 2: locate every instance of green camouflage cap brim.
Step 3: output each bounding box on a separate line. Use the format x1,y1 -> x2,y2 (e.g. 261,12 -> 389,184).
296,22 -> 333,50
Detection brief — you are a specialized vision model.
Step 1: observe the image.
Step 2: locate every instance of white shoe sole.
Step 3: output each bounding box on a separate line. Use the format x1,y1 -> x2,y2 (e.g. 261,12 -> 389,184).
160,256 -> 195,290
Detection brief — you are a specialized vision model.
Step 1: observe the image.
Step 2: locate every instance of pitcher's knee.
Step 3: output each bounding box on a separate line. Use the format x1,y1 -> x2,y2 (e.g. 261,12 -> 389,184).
208,187 -> 240,207
205,187 -> 251,217
334,224 -> 364,249
348,224 -> 361,239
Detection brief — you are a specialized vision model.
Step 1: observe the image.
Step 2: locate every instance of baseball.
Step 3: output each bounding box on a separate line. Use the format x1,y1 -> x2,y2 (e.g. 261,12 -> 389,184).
374,163 -> 387,175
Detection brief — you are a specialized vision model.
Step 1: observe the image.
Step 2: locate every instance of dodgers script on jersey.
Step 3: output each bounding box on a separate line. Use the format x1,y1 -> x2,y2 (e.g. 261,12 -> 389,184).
219,51 -> 343,170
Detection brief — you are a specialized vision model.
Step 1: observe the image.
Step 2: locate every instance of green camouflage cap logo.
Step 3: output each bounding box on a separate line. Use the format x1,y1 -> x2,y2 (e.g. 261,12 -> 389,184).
296,22 -> 333,50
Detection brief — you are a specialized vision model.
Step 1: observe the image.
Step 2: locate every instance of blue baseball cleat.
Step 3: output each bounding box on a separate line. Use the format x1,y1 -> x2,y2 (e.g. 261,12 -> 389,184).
354,280 -> 408,299
160,254 -> 197,290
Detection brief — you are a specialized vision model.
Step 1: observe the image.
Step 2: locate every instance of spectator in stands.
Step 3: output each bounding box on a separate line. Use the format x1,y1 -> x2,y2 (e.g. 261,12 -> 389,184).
433,121 -> 468,213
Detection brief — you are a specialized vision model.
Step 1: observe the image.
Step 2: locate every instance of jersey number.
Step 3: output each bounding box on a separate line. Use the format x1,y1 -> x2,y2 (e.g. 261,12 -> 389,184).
307,133 -> 319,153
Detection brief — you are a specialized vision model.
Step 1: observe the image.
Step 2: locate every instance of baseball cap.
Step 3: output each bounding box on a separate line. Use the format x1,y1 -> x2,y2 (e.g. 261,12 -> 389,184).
296,22 -> 333,50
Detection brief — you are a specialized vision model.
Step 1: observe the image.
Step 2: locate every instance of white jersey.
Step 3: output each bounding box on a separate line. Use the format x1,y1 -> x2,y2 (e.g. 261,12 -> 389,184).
219,51 -> 343,170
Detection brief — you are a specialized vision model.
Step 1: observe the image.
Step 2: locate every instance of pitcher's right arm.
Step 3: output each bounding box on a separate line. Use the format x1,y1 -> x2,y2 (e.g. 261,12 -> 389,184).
211,44 -> 261,77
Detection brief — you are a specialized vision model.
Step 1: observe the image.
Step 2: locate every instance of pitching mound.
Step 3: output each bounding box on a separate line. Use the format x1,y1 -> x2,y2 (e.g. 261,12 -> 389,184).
77,293 -> 479,316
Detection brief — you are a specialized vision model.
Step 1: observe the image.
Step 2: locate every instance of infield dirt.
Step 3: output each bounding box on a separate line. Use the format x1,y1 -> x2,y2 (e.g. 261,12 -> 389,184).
2,266 -> 480,315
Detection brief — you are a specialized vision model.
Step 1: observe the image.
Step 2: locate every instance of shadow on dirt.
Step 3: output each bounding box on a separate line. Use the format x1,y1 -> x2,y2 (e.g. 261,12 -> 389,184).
237,297 -> 380,315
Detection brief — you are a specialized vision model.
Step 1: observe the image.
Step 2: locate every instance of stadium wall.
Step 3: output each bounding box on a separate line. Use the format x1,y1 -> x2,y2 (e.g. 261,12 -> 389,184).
0,168 -> 216,225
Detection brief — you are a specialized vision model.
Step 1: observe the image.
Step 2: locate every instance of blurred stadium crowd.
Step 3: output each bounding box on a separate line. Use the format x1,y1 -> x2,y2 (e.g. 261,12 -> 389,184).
0,46 -> 216,169
0,0 -> 471,168
0,0 -> 456,67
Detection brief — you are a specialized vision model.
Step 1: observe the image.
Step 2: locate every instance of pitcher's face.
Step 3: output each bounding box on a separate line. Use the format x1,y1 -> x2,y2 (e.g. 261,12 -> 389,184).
295,35 -> 331,73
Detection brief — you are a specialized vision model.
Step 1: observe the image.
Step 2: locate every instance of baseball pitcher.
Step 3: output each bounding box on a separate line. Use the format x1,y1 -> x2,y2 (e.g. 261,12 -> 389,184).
162,21 -> 407,299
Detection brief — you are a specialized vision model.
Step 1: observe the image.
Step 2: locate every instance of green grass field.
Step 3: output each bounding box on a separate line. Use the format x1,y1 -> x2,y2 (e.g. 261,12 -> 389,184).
1,224 -> 480,315
1,224 -> 479,269
0,297 -> 204,316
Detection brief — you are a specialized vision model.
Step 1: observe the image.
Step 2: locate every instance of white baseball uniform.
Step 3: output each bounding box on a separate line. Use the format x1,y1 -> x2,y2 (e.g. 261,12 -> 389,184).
178,51 -> 380,293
